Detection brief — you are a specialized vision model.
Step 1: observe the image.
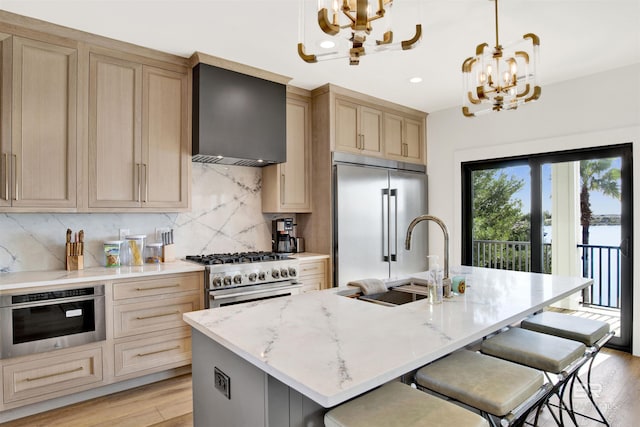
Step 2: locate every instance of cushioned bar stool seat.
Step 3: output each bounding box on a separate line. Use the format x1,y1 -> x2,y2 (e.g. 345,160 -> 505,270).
520,311 -> 610,346
481,327 -> 588,425
415,350 -> 550,426
324,381 -> 489,427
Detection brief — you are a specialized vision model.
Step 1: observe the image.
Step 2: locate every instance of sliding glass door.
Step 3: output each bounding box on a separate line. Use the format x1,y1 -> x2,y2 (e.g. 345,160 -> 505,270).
462,144 -> 632,351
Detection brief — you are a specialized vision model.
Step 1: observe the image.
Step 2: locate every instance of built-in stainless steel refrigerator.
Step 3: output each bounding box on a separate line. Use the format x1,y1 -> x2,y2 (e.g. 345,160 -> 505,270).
333,153 -> 428,286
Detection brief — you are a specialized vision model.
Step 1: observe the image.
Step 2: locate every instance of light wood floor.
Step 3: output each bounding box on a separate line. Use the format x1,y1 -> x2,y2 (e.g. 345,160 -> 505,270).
3,348 -> 639,427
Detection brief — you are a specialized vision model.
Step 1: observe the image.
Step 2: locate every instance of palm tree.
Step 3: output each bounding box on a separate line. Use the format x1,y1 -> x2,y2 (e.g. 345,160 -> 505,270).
579,159 -> 621,245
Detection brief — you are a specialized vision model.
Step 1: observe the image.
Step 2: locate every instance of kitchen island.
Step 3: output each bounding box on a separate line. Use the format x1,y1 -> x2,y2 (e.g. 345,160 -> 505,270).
183,267 -> 592,427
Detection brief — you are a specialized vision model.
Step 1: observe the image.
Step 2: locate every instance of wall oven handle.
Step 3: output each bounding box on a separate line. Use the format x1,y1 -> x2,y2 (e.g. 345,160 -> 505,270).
136,310 -> 180,320
137,345 -> 180,357
135,284 -> 180,291
25,366 -> 83,382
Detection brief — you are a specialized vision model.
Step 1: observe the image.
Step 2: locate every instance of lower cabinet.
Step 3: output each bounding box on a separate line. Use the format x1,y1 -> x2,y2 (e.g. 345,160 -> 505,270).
2,345 -> 103,408
297,257 -> 329,293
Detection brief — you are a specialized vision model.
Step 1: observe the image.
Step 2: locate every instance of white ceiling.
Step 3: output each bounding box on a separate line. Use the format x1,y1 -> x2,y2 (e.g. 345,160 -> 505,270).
1,0 -> 639,113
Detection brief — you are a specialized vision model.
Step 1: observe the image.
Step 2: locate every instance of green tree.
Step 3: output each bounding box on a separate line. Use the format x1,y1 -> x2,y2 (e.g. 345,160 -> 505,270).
580,159 -> 621,244
473,170 -> 526,241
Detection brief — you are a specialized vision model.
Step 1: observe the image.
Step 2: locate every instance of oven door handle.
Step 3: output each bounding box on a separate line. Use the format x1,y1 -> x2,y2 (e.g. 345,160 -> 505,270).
210,285 -> 302,307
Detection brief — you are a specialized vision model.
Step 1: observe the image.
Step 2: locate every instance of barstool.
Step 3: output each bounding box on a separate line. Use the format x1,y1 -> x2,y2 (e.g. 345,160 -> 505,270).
480,327 -> 587,425
324,381 -> 489,427
521,311 -> 614,426
415,349 -> 552,426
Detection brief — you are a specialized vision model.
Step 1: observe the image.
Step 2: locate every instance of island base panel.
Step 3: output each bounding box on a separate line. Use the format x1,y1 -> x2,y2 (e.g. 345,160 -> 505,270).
191,329 -> 324,427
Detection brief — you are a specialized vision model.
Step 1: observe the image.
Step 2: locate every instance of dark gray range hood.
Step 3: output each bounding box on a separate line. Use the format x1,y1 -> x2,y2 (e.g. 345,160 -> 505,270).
192,63 -> 287,167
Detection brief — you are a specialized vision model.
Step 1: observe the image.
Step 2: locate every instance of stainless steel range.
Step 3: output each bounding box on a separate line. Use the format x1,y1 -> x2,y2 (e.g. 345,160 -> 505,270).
186,252 -> 302,308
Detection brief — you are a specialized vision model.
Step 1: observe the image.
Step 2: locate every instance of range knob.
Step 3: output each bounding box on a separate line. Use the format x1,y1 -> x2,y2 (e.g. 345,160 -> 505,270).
233,274 -> 242,284
212,277 -> 223,288
258,272 -> 266,281
271,269 -> 280,279
248,272 -> 257,282
223,276 -> 232,286
280,268 -> 289,278
288,267 -> 297,277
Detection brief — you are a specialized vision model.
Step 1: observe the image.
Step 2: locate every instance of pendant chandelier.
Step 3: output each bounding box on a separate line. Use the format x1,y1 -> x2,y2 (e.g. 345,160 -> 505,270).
461,0 -> 541,117
298,0 -> 422,65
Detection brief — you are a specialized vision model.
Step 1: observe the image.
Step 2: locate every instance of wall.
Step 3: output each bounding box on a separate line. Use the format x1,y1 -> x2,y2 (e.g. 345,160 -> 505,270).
0,163 -> 277,272
426,63 -> 640,354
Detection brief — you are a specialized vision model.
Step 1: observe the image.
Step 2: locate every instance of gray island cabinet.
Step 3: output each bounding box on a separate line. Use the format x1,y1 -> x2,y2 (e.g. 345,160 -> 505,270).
183,267 -> 592,427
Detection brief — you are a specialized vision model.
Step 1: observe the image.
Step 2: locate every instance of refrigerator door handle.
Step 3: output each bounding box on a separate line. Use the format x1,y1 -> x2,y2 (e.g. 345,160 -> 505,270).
390,189 -> 398,261
382,188 -> 389,262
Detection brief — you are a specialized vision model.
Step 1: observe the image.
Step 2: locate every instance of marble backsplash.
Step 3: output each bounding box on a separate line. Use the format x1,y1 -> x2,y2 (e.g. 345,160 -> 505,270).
0,163 -> 283,273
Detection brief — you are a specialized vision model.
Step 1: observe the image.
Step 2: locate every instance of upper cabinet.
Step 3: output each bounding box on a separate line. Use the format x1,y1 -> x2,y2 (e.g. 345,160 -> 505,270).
0,35 -> 78,210
383,113 -> 424,164
334,98 -> 382,157
88,52 -> 189,211
262,92 -> 312,213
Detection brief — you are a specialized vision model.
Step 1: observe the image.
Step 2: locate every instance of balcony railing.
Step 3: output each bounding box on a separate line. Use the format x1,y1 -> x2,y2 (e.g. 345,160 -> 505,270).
578,244 -> 621,309
472,240 -> 552,273
472,240 -> 621,309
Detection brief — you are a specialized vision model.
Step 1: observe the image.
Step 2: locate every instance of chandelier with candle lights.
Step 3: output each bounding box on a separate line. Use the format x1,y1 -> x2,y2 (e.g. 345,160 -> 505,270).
298,0 -> 422,65
461,0 -> 541,117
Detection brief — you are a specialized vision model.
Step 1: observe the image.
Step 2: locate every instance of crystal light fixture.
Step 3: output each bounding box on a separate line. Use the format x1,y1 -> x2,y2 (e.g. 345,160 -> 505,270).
461,0 -> 541,117
298,0 -> 421,65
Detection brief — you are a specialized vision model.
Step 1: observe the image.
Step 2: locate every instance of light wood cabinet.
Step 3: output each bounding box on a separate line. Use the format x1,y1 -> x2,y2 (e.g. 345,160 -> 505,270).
0,35 -> 78,210
262,93 -> 312,213
297,257 -> 329,293
335,98 -> 382,157
111,272 -> 203,379
383,113 -> 424,164
89,52 -> 189,211
2,345 -> 103,407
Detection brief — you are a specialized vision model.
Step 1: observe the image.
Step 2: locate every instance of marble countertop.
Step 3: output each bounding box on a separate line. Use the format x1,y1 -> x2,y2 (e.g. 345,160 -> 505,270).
0,260 -> 204,292
183,266 -> 592,408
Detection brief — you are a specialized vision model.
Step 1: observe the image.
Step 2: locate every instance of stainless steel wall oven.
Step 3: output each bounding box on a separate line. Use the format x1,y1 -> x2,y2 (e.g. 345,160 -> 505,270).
0,284 -> 106,359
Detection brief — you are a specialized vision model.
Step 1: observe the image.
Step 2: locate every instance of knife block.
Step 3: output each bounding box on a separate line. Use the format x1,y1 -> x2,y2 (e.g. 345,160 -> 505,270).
66,255 -> 84,271
162,244 -> 176,263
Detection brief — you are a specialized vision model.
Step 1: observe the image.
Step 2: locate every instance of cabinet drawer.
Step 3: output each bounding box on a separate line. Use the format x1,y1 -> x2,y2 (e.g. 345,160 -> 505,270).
114,328 -> 191,377
3,347 -> 103,404
299,274 -> 324,293
113,273 -> 201,300
298,260 -> 326,278
113,293 -> 200,338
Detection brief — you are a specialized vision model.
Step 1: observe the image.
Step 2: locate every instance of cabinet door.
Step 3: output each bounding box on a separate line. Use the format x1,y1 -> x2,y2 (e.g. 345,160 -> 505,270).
89,53 -> 142,208
11,37 -> 77,208
383,113 -> 404,159
404,117 -> 424,163
0,33 -> 11,207
335,98 -> 359,153
282,97 -> 311,210
359,106 -> 382,155
141,66 -> 189,209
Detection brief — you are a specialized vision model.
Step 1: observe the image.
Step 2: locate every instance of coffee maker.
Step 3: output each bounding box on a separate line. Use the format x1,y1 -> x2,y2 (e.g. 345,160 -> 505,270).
272,218 -> 296,253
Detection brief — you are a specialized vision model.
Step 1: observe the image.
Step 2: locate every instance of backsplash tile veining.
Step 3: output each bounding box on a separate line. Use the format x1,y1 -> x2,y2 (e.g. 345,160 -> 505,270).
0,163 -> 276,273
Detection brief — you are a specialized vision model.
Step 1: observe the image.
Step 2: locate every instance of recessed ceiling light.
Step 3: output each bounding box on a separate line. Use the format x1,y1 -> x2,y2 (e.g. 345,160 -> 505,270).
320,40 -> 336,49
409,77 -> 423,83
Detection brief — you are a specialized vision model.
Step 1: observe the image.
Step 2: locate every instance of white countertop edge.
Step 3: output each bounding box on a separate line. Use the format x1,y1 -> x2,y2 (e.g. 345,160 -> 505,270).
289,253 -> 329,261
0,261 -> 205,291
183,275 -> 593,408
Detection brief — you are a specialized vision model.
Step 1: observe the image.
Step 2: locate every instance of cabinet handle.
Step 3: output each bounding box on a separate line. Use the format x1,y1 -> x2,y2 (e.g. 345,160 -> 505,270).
12,154 -> 17,201
143,163 -> 148,203
280,173 -> 285,205
136,310 -> 180,320
136,163 -> 141,202
359,134 -> 364,150
24,366 -> 83,382
3,153 -> 8,201
137,345 -> 181,357
135,284 -> 180,291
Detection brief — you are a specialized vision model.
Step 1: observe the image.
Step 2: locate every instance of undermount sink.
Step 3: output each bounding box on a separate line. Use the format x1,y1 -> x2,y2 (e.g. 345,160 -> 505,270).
354,281 -> 431,307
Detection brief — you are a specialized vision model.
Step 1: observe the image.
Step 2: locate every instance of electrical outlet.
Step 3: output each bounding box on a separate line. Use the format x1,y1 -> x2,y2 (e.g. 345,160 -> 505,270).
155,227 -> 171,241
119,229 -> 130,240
214,367 -> 231,399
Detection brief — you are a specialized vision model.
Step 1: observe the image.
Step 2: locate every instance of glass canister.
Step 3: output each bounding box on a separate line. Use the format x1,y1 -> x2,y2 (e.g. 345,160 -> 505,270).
104,240 -> 123,267
125,235 -> 146,266
144,242 -> 163,264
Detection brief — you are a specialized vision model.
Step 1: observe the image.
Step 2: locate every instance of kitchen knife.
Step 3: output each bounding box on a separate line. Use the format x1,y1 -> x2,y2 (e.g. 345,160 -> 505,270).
78,230 -> 84,255
66,228 -> 72,256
